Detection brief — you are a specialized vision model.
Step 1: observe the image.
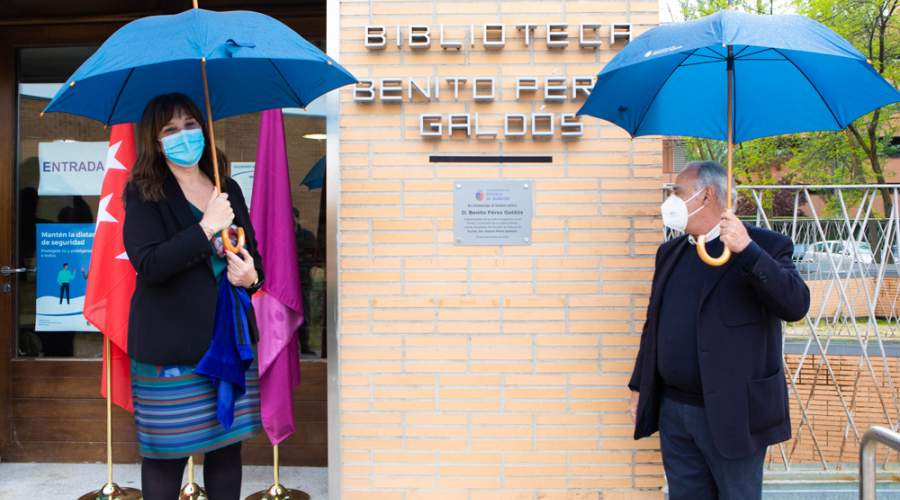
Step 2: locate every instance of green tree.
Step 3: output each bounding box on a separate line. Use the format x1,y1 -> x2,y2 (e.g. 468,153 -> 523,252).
793,0 -> 900,214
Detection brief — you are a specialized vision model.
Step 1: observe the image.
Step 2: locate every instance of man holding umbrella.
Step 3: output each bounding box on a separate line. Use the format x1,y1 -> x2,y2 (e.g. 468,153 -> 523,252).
627,160 -> 809,499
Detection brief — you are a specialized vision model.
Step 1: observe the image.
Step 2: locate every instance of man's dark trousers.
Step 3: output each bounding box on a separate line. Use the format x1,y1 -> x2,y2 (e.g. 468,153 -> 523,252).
660,396 -> 767,500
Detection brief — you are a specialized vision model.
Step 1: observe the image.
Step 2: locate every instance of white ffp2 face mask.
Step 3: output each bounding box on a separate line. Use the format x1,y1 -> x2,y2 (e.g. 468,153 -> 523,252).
661,189 -> 704,232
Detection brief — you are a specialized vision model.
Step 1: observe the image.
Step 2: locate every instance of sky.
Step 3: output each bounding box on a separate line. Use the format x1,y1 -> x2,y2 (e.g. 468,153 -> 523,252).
658,0 -> 795,23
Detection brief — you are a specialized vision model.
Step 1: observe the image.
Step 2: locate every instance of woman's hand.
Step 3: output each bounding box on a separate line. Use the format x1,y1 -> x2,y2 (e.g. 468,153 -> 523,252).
200,187 -> 234,233
226,246 -> 258,288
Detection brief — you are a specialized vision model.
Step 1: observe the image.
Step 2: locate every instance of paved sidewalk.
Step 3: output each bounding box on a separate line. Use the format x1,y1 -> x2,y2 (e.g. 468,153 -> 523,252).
0,463 -> 327,499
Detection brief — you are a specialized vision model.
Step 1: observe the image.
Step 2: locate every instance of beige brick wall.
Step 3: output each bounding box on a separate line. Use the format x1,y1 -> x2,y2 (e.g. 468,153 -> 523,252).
337,1 -> 664,498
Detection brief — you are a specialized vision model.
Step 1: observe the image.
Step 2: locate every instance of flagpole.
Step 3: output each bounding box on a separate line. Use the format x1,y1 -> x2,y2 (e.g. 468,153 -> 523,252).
77,336 -> 141,500
180,456 -> 207,500
245,445 -> 310,500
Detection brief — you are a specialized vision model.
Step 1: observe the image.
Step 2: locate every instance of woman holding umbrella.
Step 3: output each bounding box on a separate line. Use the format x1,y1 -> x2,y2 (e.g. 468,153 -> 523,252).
122,93 -> 265,500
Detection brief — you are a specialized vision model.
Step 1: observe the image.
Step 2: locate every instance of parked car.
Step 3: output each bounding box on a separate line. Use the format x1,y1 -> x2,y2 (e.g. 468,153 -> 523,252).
803,240 -> 874,266
792,243 -> 811,263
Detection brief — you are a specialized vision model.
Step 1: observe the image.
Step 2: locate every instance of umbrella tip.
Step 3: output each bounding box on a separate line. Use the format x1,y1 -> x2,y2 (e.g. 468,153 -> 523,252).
70,81 -> 75,87
104,123 -> 109,129
40,111 -> 44,117
327,61 -> 333,66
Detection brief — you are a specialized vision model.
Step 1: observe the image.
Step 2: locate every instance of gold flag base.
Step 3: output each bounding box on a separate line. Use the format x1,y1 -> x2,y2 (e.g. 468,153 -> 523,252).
179,482 -> 207,500
180,456 -> 207,500
77,482 -> 143,500
245,484 -> 310,500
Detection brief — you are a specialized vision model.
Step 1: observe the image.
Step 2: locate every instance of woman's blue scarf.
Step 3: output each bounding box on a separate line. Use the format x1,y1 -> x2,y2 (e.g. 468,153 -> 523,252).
195,275 -> 255,430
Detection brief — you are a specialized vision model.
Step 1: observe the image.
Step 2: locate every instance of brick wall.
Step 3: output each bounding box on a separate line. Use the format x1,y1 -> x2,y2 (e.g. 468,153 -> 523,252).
784,354 -> 900,466
337,1 -> 665,499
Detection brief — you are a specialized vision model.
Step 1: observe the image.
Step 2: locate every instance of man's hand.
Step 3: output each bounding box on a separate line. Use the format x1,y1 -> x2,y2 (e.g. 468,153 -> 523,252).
629,390 -> 640,423
719,210 -> 752,253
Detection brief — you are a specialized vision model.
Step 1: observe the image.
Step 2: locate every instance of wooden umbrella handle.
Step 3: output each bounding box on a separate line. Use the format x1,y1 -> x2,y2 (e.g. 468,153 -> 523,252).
697,235 -> 731,266
221,227 -> 246,254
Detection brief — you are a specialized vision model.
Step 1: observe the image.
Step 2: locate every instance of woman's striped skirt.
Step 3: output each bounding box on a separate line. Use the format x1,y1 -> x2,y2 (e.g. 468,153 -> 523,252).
131,359 -> 262,459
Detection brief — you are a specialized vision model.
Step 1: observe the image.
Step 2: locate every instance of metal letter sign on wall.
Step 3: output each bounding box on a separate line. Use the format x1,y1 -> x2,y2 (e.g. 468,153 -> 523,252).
453,180 -> 532,246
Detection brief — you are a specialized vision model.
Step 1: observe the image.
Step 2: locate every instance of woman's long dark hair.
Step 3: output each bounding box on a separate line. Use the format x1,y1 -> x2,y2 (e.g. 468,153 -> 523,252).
126,93 -> 228,202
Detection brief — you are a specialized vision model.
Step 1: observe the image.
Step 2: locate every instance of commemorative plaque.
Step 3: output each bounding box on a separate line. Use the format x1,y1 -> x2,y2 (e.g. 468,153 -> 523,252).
453,180 -> 532,246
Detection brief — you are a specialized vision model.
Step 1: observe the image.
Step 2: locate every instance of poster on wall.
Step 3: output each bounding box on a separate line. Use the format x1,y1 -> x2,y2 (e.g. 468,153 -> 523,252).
231,162 -> 255,210
37,141 -> 108,196
34,223 -> 98,332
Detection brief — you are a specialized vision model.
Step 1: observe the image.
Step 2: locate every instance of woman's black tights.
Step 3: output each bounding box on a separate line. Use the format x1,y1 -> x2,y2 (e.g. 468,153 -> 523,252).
141,441 -> 243,500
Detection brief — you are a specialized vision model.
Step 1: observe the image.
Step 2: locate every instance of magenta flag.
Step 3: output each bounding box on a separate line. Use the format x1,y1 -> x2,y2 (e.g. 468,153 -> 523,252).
251,109 -> 304,445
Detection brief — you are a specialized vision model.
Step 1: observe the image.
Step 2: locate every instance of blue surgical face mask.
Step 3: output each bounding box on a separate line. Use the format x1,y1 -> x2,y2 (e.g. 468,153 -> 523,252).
160,128 -> 205,167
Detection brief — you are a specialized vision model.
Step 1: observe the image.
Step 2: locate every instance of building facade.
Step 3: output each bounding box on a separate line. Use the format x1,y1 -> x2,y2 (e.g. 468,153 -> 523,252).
20,1 -> 895,499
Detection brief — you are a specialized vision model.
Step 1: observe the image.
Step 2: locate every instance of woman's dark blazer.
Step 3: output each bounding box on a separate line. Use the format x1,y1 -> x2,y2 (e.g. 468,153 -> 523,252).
123,172 -> 265,366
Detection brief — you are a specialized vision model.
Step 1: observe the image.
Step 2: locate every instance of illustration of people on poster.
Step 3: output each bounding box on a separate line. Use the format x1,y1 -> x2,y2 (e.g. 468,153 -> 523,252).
35,223 -> 98,332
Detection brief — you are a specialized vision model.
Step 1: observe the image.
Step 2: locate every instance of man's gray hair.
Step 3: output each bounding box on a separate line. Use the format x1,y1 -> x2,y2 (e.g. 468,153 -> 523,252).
686,160 -> 736,211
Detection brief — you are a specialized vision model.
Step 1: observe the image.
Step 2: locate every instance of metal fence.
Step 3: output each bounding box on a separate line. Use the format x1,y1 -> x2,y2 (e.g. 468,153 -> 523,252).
663,185 -> 900,470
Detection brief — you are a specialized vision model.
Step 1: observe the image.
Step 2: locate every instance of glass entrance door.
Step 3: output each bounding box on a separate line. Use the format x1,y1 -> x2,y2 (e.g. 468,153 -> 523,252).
17,47 -> 104,359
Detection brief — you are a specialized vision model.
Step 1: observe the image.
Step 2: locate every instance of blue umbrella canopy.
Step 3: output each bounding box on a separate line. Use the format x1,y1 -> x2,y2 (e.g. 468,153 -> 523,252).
301,155 -> 325,190
43,8 -> 357,125
577,10 -> 900,144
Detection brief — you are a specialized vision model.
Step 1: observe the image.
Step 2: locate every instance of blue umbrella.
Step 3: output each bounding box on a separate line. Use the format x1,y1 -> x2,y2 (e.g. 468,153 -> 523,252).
42,8 -> 357,125
301,155 -> 326,190
42,6 -> 357,254
577,9 -> 900,265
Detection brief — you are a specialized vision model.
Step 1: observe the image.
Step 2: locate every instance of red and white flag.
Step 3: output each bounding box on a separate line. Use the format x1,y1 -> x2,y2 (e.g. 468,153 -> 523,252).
83,123 -> 136,412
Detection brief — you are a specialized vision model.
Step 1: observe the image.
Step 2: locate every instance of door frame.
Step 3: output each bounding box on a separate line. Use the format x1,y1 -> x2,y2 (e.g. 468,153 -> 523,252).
325,0 -> 342,495
0,25 -> 14,462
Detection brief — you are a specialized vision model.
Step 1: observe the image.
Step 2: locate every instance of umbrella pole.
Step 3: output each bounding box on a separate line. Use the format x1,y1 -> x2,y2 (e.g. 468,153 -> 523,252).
77,336 -> 142,500
199,57 -> 245,253
697,44 -> 734,267
726,44 -> 734,212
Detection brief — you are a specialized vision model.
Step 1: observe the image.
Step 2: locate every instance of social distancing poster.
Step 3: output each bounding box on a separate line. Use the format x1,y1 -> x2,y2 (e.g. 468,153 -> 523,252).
35,223 -> 98,332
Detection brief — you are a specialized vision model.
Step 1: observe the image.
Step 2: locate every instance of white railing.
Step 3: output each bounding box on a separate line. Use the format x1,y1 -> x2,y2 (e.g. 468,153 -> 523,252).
663,184 -> 900,470
859,426 -> 900,499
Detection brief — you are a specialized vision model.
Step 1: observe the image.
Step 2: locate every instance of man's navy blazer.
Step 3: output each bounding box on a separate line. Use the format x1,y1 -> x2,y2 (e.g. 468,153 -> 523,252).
629,224 -> 810,459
